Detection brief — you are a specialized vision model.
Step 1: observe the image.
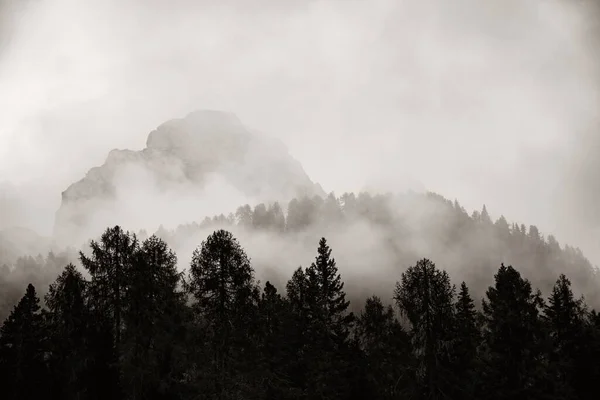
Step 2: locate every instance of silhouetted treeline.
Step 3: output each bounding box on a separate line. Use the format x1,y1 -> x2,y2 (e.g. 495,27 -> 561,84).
0,250 -> 75,322
2,225 -> 600,400
2,191 -> 598,324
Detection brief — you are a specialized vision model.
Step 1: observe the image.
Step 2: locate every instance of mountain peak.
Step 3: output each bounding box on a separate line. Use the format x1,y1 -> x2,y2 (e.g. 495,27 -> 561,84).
53,111 -> 325,244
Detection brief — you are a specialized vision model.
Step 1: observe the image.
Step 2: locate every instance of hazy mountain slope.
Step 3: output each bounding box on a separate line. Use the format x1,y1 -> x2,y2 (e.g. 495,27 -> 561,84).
155,191 -> 599,308
0,227 -> 52,264
53,110 -> 324,243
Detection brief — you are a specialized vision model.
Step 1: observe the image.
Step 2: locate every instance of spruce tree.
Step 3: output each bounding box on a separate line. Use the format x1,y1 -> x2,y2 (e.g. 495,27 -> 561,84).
0,284 -> 49,400
394,258 -> 456,400
79,225 -> 139,399
305,237 -> 353,342
45,264 -> 90,400
80,225 -> 139,349
544,274 -> 587,399
284,239 -> 354,399
258,281 -> 298,399
303,237 -> 354,400
187,229 -> 261,399
480,205 -> 492,225
481,264 -> 547,400
452,282 -> 481,399
122,235 -> 187,400
285,267 -> 311,393
356,296 -> 413,399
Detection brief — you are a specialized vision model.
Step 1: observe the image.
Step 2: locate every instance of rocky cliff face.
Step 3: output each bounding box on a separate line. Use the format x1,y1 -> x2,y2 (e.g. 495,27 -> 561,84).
54,110 -> 324,243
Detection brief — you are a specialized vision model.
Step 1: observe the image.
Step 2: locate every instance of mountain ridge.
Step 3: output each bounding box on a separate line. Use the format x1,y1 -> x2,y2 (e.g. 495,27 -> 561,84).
53,110 -> 325,243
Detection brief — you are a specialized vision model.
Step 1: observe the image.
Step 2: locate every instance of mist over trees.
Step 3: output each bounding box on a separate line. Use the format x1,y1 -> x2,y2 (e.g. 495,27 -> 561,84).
158,190 -> 599,308
1,224 -> 599,399
1,190 -> 598,323
1,190 -> 598,398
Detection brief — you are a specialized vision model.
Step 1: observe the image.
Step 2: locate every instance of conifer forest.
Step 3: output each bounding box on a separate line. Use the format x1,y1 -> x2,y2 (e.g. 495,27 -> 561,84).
1,192 -> 599,400
2,1 -> 600,398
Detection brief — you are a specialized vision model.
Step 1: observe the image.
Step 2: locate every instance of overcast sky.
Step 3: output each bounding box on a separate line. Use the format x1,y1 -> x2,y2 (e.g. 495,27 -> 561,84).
0,0 -> 598,260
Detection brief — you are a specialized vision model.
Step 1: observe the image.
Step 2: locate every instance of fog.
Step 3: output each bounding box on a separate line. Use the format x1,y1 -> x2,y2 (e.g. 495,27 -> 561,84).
1,0 -> 599,262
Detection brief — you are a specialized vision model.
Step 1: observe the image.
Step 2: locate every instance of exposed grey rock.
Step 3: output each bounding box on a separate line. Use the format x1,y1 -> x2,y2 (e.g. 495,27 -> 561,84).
54,110 -> 324,243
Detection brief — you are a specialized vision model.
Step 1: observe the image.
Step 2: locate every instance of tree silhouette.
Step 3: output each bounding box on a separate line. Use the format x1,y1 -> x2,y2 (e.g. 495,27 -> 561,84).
356,296 -> 413,399
45,264 -> 90,400
481,264 -> 547,399
186,229 -> 261,399
394,258 -> 456,400
0,284 -> 48,400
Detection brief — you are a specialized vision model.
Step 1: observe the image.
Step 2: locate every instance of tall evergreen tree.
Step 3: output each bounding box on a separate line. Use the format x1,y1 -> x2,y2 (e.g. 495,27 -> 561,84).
45,264 -> 90,400
121,235 -> 187,400
186,229 -> 261,399
258,281 -> 299,400
481,264 -> 547,400
305,237 -> 354,344
480,205 -> 492,225
285,266 -> 311,394
284,239 -> 355,400
394,258 -> 456,400
543,274 -> 587,399
80,226 -> 139,349
356,296 -> 413,399
451,282 -> 481,399
0,284 -> 48,400
303,238 -> 354,400
79,225 -> 139,399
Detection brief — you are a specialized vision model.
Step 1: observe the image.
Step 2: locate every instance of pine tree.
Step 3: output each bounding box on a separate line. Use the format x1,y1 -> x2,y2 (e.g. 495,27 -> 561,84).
45,264 -> 90,400
79,226 -> 139,349
543,274 -> 587,399
79,225 -> 139,399
285,238 -> 355,400
285,266 -> 311,394
121,235 -> 187,400
258,282 -> 298,399
481,264 -> 547,399
0,284 -> 49,400
356,296 -> 413,399
480,205 -> 492,225
304,238 -> 354,399
305,237 -> 354,345
452,282 -> 481,399
286,267 -> 309,317
394,258 -> 456,400
186,229 -> 261,399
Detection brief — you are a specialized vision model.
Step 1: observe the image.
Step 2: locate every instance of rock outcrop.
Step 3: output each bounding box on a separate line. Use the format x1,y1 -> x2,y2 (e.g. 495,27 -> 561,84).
54,110 -> 324,243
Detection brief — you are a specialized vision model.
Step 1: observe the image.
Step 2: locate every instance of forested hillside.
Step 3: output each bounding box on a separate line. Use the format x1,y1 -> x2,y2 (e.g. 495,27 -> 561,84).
162,191 -> 599,307
1,225 -> 599,400
1,190 -> 597,323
